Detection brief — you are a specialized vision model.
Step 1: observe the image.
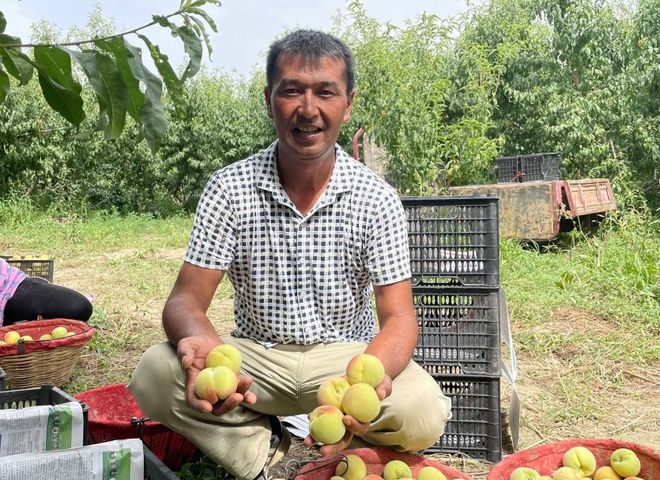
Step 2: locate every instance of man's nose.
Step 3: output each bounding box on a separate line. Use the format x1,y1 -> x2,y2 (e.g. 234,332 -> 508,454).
298,90 -> 318,117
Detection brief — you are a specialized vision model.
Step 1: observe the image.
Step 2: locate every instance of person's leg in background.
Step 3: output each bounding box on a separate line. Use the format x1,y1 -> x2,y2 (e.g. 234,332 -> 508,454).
3,277 -> 93,325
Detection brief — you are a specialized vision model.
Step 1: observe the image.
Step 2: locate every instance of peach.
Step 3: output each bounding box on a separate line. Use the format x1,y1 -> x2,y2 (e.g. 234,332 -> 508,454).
4,331 -> 20,345
563,446 -> 597,477
510,467 -> 541,480
39,334 -> 52,341
383,459 -> 412,480
364,475 -> 385,480
194,366 -> 238,403
205,343 -> 242,374
19,335 -> 33,342
594,466 -> 622,480
335,453 -> 367,480
346,353 -> 385,387
341,382 -> 381,423
417,466 -> 448,480
51,326 -> 68,339
317,377 -> 351,409
551,467 -> 581,480
610,449 -> 641,478
308,405 -> 346,445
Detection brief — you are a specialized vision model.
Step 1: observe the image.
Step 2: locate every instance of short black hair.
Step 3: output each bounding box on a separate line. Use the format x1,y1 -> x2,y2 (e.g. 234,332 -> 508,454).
266,29 -> 356,96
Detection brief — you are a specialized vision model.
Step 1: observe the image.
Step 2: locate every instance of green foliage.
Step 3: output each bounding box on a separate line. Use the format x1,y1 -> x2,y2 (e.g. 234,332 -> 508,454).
0,1 -> 220,152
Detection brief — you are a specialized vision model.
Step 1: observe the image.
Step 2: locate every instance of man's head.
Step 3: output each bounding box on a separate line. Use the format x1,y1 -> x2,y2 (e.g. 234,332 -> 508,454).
264,30 -> 356,165
266,29 -> 355,98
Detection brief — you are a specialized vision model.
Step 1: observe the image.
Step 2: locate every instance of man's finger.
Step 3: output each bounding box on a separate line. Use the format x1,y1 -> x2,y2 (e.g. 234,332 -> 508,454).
318,430 -> 353,457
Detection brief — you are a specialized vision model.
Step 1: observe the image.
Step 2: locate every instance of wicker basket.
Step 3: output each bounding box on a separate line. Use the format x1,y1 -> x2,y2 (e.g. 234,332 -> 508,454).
0,318 -> 95,389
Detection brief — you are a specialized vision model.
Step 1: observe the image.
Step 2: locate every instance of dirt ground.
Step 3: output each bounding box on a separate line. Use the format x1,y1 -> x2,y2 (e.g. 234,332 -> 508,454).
54,247 -> 659,479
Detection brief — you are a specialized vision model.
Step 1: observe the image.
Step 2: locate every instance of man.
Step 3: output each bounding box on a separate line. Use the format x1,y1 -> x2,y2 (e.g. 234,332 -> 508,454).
129,29 -> 451,480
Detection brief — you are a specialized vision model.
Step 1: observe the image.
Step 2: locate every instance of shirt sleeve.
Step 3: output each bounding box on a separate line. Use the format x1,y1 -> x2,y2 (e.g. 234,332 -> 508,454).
365,189 -> 411,285
185,171 -> 236,270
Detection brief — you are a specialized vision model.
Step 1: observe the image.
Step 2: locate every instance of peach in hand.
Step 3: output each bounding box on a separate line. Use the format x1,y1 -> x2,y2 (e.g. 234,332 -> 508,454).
308,405 -> 346,445
346,353 -> 385,387
335,453 -> 367,480
205,343 -> 242,374
341,382 -> 381,423
194,366 -> 239,403
317,376 -> 351,409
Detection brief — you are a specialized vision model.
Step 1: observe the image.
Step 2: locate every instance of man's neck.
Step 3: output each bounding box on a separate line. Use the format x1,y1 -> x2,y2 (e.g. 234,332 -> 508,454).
277,148 -> 336,216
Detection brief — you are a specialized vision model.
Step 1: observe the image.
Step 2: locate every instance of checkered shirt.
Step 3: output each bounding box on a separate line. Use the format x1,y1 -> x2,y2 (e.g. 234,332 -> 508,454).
185,140 -> 411,345
0,259 -> 26,324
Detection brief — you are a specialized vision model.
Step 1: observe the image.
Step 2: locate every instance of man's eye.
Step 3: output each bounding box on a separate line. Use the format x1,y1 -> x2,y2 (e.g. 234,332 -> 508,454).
283,88 -> 300,96
319,90 -> 335,97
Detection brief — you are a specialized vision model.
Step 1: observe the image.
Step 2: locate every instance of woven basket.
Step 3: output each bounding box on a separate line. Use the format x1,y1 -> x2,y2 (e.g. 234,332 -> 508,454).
0,318 -> 95,389
487,438 -> 660,480
294,447 -> 473,479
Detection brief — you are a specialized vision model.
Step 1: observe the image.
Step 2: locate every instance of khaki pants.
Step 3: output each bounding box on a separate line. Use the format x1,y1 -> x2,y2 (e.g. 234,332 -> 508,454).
128,338 -> 451,480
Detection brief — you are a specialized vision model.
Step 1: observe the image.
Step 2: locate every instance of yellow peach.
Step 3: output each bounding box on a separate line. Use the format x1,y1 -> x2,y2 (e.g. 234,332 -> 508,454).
383,459 -> 412,480
317,377 -> 351,409
594,466 -> 622,480
417,466 -> 448,480
341,382 -> 381,423
205,343 -> 242,374
563,446 -> 597,477
346,353 -> 385,387
4,331 -> 20,345
335,453 -> 367,480
308,405 -> 346,445
51,326 -> 68,339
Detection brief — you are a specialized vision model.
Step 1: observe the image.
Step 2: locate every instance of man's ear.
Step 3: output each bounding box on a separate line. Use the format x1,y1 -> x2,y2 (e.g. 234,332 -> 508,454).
264,86 -> 273,118
343,90 -> 356,124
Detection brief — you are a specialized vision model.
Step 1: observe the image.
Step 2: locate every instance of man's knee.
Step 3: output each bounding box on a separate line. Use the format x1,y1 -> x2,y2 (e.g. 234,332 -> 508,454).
129,342 -> 181,418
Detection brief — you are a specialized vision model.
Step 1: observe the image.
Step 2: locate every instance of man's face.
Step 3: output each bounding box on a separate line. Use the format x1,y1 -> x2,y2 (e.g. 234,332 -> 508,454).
264,54 -> 354,164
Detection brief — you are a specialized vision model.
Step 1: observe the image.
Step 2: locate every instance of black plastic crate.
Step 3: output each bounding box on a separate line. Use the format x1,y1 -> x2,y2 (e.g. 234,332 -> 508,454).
496,152 -> 561,183
413,286 -> 500,376
145,444 -> 180,480
427,375 -> 501,462
3,256 -> 54,282
0,384 -> 89,443
495,156 -> 519,183
402,197 -> 499,287
520,152 -> 560,182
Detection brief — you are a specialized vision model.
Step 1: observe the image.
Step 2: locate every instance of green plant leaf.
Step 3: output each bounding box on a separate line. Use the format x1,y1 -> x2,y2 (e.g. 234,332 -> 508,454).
33,46 -> 85,125
68,49 -> 128,139
0,66 -> 9,102
120,40 -> 167,153
95,38 -> 145,122
138,34 -> 184,111
185,14 -> 213,57
0,11 -> 7,34
0,47 -> 34,85
153,16 -> 202,81
188,7 -> 218,32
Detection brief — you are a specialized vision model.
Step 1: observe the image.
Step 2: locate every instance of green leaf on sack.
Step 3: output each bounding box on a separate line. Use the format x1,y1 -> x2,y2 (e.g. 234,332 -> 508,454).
68,48 -> 128,139
118,39 -> 167,152
0,67 -> 9,102
34,46 -> 85,125
153,16 -> 202,81
1,47 -> 34,85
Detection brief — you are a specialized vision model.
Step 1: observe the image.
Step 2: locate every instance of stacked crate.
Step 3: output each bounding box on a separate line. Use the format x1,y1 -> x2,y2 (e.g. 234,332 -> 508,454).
401,196 -> 502,462
496,152 -> 561,183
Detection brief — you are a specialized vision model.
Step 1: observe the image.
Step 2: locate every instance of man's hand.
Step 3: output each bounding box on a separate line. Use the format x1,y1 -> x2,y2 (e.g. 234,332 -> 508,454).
177,335 -> 257,415
303,374 -> 393,455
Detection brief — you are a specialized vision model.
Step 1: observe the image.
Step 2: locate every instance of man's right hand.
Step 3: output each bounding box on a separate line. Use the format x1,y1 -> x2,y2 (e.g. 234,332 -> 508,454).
176,335 -> 257,415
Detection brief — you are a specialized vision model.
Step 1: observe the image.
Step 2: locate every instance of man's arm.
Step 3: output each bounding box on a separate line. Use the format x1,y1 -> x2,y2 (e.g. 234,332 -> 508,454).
367,278 -> 418,381
163,262 -> 224,344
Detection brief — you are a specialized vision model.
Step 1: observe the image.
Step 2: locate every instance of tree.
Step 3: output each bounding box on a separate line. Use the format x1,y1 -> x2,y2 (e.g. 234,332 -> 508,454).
0,0 -> 219,153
